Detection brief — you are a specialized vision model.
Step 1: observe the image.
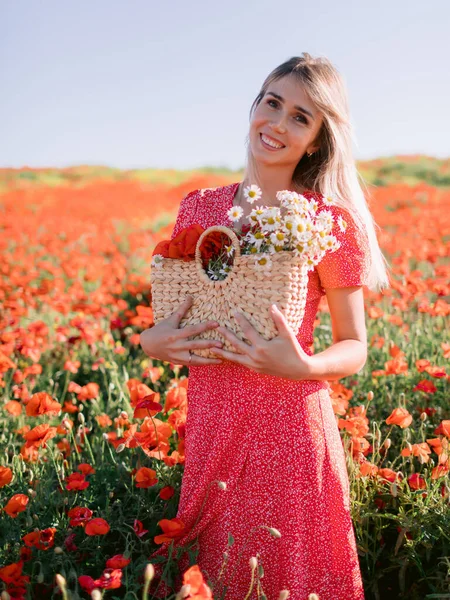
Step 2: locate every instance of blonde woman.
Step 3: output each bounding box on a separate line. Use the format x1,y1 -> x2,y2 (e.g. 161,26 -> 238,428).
141,53 -> 391,600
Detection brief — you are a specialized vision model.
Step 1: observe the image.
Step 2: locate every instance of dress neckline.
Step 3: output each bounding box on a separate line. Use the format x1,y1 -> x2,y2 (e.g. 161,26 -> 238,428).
227,181 -> 317,208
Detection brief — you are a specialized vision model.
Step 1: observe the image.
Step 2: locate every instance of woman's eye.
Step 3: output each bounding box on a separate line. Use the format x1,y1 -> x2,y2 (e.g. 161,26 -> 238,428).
266,99 -> 307,124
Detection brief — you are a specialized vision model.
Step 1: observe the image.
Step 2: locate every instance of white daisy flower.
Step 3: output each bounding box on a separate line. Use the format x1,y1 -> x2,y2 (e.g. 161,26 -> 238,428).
283,203 -> 299,215
243,184 -> 262,204
268,242 -> 285,254
292,218 -> 308,236
276,189 -> 295,201
316,209 -> 333,230
293,230 -> 314,246
269,230 -> 288,247
224,243 -> 235,258
253,254 -> 273,271
316,231 -> 325,242
322,194 -> 337,207
260,207 -> 281,233
317,235 -> 340,253
151,254 -> 165,268
337,214 -> 348,233
207,268 -> 219,280
227,205 -> 244,222
292,242 -> 307,258
246,230 -> 266,251
247,205 -> 267,225
305,256 -> 317,270
286,194 -> 310,214
219,264 -> 232,276
276,190 -> 298,207
297,193 -> 310,204
326,236 -> 341,252
261,220 -> 280,234
291,215 -> 314,239
308,198 -> 320,214
281,214 -> 298,235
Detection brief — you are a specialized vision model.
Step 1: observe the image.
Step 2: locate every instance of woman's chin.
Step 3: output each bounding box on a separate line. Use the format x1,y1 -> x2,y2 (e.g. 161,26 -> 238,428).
251,143 -> 283,161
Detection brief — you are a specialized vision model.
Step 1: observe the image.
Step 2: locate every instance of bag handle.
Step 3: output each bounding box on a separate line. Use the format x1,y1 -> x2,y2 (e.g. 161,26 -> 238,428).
194,225 -> 242,284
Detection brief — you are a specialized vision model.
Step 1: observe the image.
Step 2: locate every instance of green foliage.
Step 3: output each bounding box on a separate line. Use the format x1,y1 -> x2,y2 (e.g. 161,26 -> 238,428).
357,155 -> 450,189
1,155 -> 449,195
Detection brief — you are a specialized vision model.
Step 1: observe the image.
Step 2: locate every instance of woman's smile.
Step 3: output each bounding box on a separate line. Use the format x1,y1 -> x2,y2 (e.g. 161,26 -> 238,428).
260,132 -> 286,151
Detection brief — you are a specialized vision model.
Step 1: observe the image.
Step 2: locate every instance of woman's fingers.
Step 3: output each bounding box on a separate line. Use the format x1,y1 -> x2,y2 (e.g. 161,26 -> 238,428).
183,340 -> 223,350
178,321 -> 220,338
216,325 -> 251,354
185,348 -> 223,365
169,295 -> 194,327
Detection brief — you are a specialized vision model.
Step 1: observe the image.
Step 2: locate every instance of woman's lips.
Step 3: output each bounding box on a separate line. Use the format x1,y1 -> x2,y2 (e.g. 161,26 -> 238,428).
260,133 -> 285,150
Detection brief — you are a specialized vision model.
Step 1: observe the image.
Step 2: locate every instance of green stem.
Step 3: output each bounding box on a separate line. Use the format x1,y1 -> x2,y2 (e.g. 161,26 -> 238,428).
47,444 -> 64,492
68,424 -> 82,462
219,525 -> 263,600
81,426 -> 96,465
243,564 -> 256,600
149,541 -> 175,600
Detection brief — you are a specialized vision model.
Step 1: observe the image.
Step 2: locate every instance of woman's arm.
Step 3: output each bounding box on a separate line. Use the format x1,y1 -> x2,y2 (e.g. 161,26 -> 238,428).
304,286 -> 368,381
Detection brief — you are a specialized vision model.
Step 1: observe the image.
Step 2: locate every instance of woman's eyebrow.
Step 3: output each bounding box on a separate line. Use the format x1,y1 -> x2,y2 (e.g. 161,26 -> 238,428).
266,91 -> 315,120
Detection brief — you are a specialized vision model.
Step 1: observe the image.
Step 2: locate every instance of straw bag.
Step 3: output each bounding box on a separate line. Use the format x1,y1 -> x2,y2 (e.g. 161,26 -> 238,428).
150,225 -> 310,359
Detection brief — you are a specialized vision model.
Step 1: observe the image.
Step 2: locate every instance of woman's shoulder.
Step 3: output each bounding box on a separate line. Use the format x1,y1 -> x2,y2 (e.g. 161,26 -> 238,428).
180,182 -> 237,201
197,181 -> 238,198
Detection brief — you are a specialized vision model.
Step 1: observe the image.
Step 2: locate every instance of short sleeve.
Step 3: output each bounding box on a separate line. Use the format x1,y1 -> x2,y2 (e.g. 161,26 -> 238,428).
315,204 -> 370,289
170,189 -> 200,240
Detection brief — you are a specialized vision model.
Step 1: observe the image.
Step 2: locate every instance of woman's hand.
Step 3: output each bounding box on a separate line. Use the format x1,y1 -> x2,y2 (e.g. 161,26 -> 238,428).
139,296 -> 224,366
210,304 -> 313,380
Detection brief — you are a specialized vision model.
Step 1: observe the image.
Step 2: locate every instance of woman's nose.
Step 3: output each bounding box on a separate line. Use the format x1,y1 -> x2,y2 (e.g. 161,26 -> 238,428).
270,117 -> 287,133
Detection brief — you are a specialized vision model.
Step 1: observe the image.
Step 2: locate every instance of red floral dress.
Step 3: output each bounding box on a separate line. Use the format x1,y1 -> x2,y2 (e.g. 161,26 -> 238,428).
149,182 -> 370,600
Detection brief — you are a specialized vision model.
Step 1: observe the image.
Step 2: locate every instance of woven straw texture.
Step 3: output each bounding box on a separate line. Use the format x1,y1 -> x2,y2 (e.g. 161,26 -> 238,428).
150,225 -> 310,358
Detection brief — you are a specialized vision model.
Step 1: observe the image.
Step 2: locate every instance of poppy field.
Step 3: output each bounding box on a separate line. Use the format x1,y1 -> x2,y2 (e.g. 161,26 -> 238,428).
0,162 -> 449,600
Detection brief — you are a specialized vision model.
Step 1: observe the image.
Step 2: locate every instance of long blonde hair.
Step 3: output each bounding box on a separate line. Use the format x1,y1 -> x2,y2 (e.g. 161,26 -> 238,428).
243,53 -> 391,293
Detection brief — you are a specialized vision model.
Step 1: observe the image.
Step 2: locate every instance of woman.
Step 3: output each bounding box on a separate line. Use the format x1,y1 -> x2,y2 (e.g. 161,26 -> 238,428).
140,53 -> 390,600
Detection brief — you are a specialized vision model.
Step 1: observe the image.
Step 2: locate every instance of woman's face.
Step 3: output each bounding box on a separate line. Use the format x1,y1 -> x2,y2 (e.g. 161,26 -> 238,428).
249,75 -> 323,167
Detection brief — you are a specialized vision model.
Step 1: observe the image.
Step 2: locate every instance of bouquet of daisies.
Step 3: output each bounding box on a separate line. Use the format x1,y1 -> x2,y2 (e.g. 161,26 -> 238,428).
150,184 -> 345,358
198,184 -> 344,281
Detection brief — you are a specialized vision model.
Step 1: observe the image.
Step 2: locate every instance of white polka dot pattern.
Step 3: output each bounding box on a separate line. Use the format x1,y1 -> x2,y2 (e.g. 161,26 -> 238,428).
149,183 -> 366,600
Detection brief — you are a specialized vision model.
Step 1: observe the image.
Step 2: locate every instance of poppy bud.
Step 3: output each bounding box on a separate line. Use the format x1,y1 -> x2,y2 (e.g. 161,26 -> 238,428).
268,527 -> 281,538
144,563 -> 155,581
55,574 -> 66,591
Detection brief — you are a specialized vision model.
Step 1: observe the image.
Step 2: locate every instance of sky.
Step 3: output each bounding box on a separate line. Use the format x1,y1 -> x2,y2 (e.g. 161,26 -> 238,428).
1,0 -> 448,171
